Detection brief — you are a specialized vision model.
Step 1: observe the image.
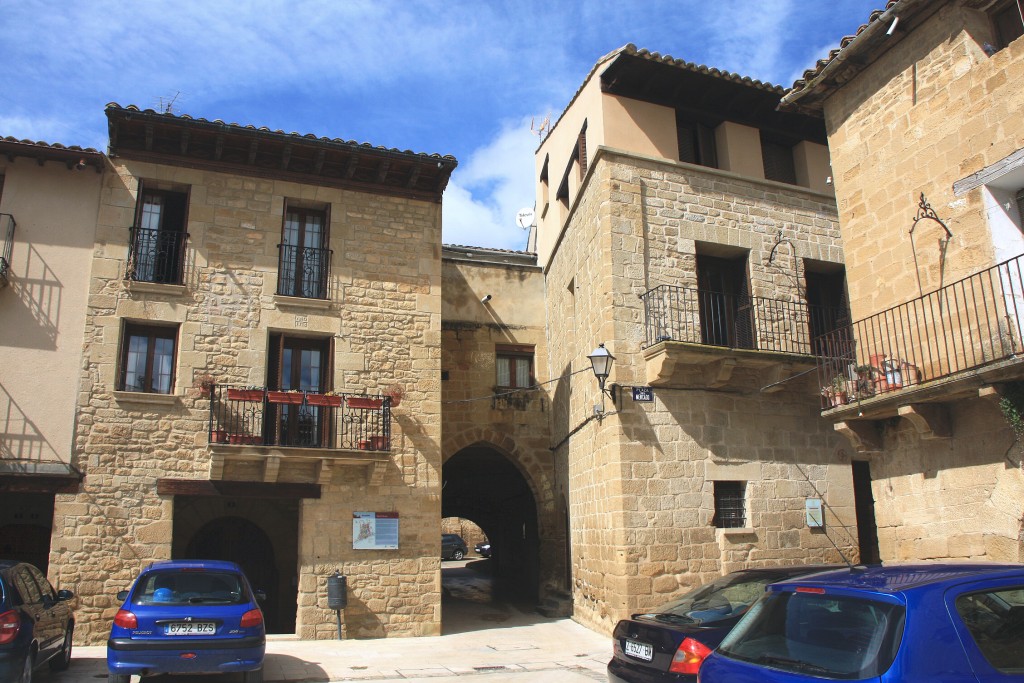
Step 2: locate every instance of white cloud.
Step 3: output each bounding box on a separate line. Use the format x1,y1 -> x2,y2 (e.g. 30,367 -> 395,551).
442,118 -> 538,251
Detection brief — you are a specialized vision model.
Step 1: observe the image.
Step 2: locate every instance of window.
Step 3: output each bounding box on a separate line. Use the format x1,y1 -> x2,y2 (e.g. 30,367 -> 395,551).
956,585 -> 1024,672
761,134 -> 797,185
677,113 -> 718,168
991,0 -> 1024,51
119,322 -> 178,393
278,204 -> 330,299
496,345 -> 533,389
713,481 -> 746,528
129,185 -> 189,284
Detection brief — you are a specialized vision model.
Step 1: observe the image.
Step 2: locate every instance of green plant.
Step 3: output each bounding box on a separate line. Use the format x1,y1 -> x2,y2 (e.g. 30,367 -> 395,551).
998,381 -> 1024,441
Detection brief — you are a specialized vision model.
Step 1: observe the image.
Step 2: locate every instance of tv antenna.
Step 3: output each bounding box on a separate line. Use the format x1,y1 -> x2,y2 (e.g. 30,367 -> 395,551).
155,91 -> 183,114
530,114 -> 552,139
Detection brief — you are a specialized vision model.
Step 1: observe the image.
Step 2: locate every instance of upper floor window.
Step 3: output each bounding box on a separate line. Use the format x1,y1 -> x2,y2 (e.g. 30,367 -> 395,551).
676,113 -> 718,168
278,204 -> 331,299
119,321 -> 178,394
128,185 -> 189,284
761,134 -> 797,185
496,344 -> 533,389
991,0 -> 1024,52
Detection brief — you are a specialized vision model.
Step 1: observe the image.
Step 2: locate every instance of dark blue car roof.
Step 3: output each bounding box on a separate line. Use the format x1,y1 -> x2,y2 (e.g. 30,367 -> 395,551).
771,563 -> 1024,594
143,559 -> 244,573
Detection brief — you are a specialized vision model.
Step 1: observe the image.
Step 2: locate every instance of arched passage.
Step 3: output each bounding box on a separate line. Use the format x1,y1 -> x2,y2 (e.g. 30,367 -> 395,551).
442,446 -> 540,603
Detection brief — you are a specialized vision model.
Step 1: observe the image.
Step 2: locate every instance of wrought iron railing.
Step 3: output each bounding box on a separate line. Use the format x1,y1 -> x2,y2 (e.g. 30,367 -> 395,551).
126,226 -> 189,284
208,386 -> 391,451
641,284 -> 845,355
816,253 -> 1024,408
0,213 -> 15,285
277,244 -> 332,299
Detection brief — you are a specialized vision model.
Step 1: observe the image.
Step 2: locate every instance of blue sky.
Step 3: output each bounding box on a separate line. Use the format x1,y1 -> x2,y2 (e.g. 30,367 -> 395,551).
0,1 -> 881,251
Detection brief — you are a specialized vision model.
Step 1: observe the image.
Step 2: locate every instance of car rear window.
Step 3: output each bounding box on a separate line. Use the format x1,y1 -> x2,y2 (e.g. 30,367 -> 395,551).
643,571 -> 795,626
956,586 -> 1024,673
134,570 -> 248,606
717,590 -> 905,679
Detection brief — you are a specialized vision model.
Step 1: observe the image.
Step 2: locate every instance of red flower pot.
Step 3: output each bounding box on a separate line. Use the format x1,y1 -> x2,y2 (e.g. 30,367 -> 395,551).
306,394 -> 343,407
347,396 -> 384,410
267,391 -> 305,404
227,388 -> 265,402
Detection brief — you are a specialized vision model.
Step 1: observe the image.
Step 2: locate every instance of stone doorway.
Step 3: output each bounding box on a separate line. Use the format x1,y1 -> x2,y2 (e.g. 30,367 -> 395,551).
172,496 -> 299,634
441,446 -> 540,608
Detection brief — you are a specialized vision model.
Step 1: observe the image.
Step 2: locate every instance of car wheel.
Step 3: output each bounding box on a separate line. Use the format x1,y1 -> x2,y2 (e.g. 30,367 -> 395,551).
108,673 -> 130,683
243,667 -> 264,683
18,652 -> 33,683
49,624 -> 73,671
452,549 -> 464,560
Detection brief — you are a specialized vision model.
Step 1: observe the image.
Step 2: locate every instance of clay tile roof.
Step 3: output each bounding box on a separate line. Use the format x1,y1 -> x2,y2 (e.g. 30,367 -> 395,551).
0,136 -> 105,172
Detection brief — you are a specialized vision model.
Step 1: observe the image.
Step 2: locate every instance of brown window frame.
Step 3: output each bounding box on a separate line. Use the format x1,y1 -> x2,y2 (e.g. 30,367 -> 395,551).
496,344 -> 534,389
119,321 -> 178,394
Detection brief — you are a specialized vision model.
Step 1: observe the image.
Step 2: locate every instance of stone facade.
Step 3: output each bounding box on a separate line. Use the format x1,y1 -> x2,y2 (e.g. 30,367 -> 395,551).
784,0 -> 1024,564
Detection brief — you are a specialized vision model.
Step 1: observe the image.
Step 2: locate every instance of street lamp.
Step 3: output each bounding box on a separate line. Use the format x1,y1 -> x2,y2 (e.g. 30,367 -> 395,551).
587,343 -> 614,395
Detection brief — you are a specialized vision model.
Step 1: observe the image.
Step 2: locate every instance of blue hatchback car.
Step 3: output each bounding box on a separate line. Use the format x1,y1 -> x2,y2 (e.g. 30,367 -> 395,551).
107,559 -> 266,683
698,563 -> 1024,682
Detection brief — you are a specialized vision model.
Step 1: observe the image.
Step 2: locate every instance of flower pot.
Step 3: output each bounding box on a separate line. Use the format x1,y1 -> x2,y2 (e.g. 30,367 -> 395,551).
306,393 -> 342,407
347,396 -> 384,410
359,436 -> 389,450
267,391 -> 305,404
211,430 -> 228,444
227,388 -> 265,402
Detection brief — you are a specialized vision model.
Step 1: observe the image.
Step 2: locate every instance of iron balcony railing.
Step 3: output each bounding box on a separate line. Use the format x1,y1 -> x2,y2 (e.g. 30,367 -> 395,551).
0,213 -> 15,285
816,253 -> 1024,407
208,386 -> 391,452
277,244 -> 332,299
641,284 -> 846,355
126,226 -> 189,285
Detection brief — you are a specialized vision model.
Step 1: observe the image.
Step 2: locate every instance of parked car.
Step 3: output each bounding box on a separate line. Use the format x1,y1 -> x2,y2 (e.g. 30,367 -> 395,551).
441,534 -> 468,560
107,559 -> 266,683
608,565 -> 840,682
475,541 -> 491,558
0,560 -> 75,683
698,562 -> 1024,683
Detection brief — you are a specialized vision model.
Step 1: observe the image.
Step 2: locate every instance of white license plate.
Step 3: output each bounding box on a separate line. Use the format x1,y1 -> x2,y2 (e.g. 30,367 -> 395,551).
166,622 -> 216,635
624,639 -> 653,661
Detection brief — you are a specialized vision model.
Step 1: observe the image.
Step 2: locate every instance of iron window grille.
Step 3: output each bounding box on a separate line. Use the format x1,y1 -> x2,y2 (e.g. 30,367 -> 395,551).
713,481 -> 746,529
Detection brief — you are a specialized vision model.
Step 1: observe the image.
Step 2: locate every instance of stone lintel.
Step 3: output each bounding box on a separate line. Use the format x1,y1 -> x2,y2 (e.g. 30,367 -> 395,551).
898,403 -> 952,439
835,420 -> 882,452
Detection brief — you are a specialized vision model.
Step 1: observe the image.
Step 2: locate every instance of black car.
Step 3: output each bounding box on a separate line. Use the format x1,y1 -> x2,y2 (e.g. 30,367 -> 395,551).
607,565 -> 839,682
0,560 -> 75,683
474,541 -> 491,558
441,534 -> 467,560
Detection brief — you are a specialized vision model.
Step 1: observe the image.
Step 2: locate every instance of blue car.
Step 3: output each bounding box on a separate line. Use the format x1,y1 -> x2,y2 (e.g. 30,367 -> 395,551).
698,563 -> 1024,682
107,559 -> 266,683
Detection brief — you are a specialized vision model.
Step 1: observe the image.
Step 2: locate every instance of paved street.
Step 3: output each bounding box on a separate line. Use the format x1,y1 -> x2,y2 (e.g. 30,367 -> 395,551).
33,559 -> 610,683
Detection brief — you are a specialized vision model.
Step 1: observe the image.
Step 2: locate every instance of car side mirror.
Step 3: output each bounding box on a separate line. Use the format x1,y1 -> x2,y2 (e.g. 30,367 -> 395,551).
116,590 -> 129,601
254,590 -> 267,602
56,589 -> 75,601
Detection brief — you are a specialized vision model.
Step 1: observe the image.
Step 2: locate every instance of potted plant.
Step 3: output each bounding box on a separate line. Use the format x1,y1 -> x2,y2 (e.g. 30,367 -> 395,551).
824,375 -> 849,407
854,365 -> 878,399
267,389 -> 305,404
306,391 -> 342,407
191,373 -> 216,399
227,386 -> 265,402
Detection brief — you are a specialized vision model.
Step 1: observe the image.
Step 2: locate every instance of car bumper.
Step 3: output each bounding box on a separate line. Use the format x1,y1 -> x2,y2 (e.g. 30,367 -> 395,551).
607,657 -> 694,682
107,638 -> 265,675
0,649 -> 30,682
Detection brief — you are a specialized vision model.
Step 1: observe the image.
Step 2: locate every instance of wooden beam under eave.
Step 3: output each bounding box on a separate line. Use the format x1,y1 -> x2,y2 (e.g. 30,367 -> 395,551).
898,403 -> 952,439
313,148 -> 325,175
247,139 -> 259,165
835,420 -> 882,453
281,144 -> 292,171
345,154 -> 359,179
376,160 -> 391,184
145,123 -> 154,151
180,130 -> 191,155
214,133 -> 224,161
406,165 -> 421,188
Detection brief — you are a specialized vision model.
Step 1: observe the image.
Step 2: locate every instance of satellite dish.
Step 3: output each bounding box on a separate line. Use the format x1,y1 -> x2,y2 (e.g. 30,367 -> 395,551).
515,208 -> 535,230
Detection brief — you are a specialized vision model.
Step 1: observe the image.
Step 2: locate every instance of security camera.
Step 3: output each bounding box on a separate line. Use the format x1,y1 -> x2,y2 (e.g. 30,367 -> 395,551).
481,294 -> 492,304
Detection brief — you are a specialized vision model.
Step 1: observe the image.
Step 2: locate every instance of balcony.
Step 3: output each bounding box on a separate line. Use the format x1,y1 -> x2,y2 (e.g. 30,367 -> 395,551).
207,386 -> 392,484
640,285 -> 843,389
125,226 -> 189,286
277,244 -> 332,300
816,254 -> 1024,448
0,213 -> 14,287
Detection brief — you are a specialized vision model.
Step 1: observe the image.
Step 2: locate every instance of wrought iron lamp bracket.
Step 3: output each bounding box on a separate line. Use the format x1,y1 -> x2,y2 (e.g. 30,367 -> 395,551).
910,193 -> 952,239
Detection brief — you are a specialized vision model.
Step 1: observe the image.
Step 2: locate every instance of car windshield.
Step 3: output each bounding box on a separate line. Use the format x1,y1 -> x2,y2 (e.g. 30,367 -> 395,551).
639,571 -> 792,626
134,570 -> 247,606
717,590 -> 905,679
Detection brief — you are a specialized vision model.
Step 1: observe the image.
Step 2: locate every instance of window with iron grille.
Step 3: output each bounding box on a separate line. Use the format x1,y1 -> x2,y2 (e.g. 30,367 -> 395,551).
496,344 -> 533,389
128,185 -> 189,284
119,322 -> 178,394
279,203 -> 330,299
713,481 -> 746,528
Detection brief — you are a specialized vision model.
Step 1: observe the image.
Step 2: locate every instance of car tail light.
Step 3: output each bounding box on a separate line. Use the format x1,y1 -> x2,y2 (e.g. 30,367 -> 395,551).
0,609 -> 21,645
240,609 -> 264,628
796,586 -> 826,594
114,609 -> 138,629
669,637 -> 713,675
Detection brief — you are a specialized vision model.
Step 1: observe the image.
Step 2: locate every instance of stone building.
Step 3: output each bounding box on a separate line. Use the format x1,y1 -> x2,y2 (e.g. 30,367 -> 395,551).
534,45 -> 861,634
781,0 -> 1024,562
33,103 -> 457,643
0,140 -> 104,572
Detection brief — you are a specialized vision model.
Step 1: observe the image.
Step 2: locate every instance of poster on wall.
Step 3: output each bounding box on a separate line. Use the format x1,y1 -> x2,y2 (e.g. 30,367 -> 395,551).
353,511 -> 399,550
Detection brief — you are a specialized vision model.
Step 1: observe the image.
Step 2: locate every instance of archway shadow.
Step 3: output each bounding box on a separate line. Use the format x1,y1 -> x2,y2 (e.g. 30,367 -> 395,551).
441,559 -> 554,636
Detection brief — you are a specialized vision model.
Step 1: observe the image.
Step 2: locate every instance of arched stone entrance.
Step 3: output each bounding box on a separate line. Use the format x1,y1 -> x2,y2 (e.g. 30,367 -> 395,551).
172,497 -> 298,634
